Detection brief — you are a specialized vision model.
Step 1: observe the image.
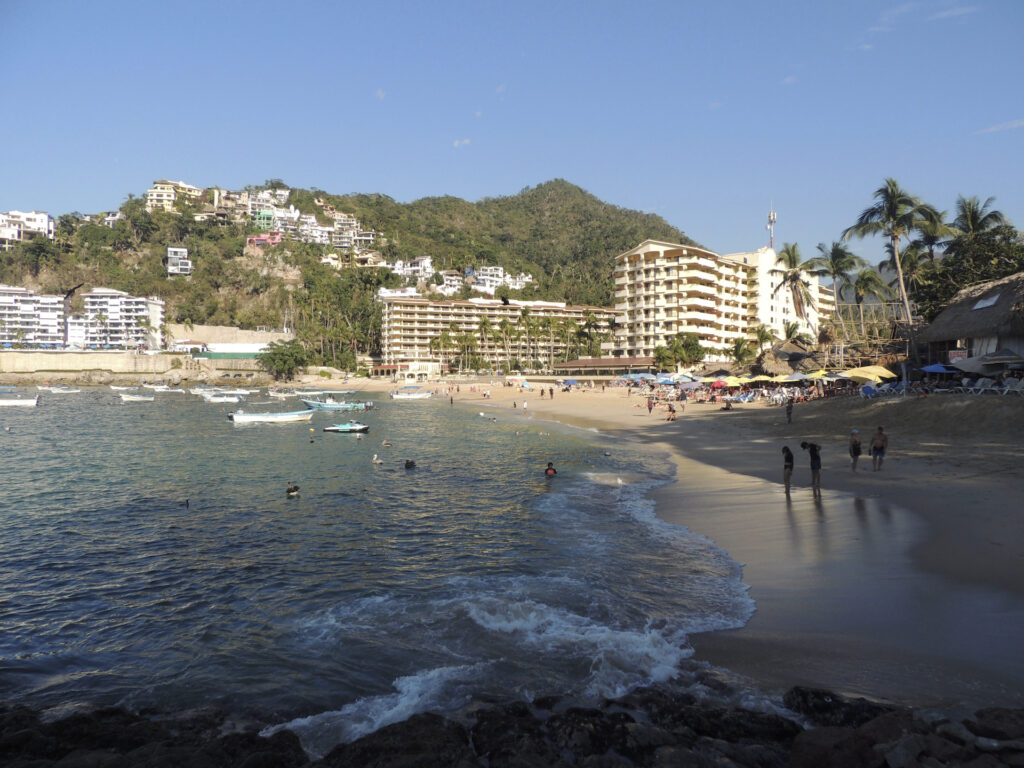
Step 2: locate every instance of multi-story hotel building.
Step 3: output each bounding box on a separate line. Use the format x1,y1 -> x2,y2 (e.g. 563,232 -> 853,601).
145,180 -> 204,213
612,240 -> 834,362
379,296 -> 617,372
77,288 -> 164,348
0,285 -> 64,346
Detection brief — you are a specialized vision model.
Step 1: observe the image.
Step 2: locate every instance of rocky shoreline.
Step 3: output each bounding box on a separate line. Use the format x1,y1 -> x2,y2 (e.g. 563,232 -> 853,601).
4,687 -> 1023,767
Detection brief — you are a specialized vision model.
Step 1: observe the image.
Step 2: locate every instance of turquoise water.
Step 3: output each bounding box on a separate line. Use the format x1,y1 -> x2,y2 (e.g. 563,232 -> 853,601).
0,389 -> 753,756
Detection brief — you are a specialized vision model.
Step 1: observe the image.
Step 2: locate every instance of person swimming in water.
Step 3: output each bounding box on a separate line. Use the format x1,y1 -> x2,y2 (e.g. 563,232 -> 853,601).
545,462 -> 556,476
286,482 -> 300,497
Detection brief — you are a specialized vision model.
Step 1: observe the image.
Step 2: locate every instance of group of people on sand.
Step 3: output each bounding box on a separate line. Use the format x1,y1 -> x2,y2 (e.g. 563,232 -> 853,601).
782,426 -> 889,496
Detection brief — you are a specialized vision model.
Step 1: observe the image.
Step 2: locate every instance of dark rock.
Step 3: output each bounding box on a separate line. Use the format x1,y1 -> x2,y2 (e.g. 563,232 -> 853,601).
532,696 -> 562,711
789,726 -> 886,768
967,708 -> 1024,741
316,712 -> 475,768
855,710 -> 928,745
471,700 -> 561,767
782,686 -> 896,728
650,745 -> 728,767
963,755 -> 1008,768
544,707 -> 628,757
219,730 -> 307,768
669,706 -> 801,745
921,732 -> 973,763
693,736 -> 789,768
50,748 -> 127,768
875,732 -> 928,768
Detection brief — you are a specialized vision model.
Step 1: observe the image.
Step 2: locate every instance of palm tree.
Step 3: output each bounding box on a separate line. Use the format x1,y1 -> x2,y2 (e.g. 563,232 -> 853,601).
843,178 -> 938,323
517,307 -> 532,368
910,212 -> 954,261
851,267 -> 893,338
477,316 -> 493,364
727,338 -> 756,366
497,318 -> 515,370
807,241 -> 866,340
781,321 -> 812,345
951,195 -> 1009,238
881,243 -> 928,296
771,243 -> 817,324
751,324 -> 776,352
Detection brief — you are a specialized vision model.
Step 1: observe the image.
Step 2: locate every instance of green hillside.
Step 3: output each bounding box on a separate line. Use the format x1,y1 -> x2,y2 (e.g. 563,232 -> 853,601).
0,179 -> 696,367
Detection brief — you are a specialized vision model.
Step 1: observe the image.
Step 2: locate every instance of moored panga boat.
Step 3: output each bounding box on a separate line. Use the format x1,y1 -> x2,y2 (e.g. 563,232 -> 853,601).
322,420 -> 369,433
228,409 -> 315,424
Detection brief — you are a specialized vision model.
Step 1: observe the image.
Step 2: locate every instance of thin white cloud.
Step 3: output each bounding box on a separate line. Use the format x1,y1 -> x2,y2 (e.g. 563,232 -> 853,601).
975,118 -> 1024,135
781,75 -> 797,86
495,84 -> 506,94
708,101 -> 722,111
930,5 -> 977,20
474,110 -> 483,118
453,138 -> 472,148
855,43 -> 873,52
869,2 -> 918,32
375,88 -> 386,100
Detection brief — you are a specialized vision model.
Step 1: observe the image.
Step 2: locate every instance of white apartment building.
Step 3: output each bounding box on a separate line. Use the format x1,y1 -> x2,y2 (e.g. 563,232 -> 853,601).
469,265 -> 534,295
0,285 -> 64,346
0,210 -> 55,250
145,180 -> 204,213
166,246 -> 193,276
612,240 -> 834,363
390,256 -> 434,279
81,288 -> 164,349
379,295 -> 617,371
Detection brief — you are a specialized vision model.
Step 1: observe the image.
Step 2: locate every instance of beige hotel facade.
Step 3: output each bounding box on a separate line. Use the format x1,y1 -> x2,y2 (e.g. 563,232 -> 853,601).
379,296 -> 617,374
612,240 -> 834,363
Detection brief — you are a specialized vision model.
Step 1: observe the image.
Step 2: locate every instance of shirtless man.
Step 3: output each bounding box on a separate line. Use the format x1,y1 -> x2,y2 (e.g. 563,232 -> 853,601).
870,426 -> 888,471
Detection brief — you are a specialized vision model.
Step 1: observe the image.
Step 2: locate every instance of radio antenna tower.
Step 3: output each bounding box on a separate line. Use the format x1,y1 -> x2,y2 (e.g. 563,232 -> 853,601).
766,204 -> 777,250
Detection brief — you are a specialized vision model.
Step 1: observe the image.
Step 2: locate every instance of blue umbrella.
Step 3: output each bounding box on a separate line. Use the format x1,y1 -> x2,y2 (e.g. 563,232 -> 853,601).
563,378 -> 578,385
921,363 -> 957,374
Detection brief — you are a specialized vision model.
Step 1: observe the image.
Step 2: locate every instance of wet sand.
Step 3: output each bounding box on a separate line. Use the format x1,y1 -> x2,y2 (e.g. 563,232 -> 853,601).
419,380 -> 1024,710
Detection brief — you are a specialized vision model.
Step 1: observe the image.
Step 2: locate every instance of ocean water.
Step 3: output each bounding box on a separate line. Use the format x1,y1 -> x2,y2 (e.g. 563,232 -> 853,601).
0,388 -> 754,757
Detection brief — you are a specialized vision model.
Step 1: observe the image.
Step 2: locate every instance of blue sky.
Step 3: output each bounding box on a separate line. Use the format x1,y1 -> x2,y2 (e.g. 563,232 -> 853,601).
2,0 -> 1021,263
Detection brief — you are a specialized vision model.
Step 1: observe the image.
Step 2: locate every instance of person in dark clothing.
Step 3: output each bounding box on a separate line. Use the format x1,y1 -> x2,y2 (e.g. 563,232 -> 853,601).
800,441 -> 821,496
782,446 -> 794,494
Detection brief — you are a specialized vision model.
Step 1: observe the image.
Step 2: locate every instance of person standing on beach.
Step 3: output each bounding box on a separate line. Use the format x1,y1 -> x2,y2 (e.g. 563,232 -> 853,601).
786,398 -> 794,424
849,429 -> 862,472
870,426 -> 888,471
782,446 -> 794,494
647,398 -> 654,415
800,441 -> 822,496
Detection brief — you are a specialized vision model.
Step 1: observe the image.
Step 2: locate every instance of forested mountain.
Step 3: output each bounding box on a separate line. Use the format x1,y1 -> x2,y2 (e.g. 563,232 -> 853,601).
0,179 -> 695,367
295,179 -> 697,306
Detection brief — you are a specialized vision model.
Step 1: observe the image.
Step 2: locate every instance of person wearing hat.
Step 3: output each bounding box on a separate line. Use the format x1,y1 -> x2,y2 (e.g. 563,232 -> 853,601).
849,429 -> 862,472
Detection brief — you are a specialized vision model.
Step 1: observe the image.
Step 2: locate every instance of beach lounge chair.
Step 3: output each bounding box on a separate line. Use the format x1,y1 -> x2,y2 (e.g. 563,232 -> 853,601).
1001,377 -> 1024,396
968,377 -> 996,394
860,385 -> 880,399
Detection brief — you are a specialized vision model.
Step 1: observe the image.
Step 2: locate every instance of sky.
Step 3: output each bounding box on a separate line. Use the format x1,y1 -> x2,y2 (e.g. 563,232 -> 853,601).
2,0 -> 1022,265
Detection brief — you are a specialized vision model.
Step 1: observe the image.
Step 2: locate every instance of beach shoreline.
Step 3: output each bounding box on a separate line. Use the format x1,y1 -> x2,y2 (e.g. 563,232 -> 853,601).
442,380 -> 1024,711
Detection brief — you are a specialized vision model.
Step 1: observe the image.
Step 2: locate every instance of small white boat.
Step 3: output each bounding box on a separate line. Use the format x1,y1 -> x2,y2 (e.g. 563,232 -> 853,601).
390,386 -> 431,400
120,393 -> 154,402
294,389 -> 325,396
0,395 -> 39,407
267,389 -> 291,399
301,397 -> 373,411
48,387 -> 81,394
228,409 -> 315,423
110,385 -> 139,391
202,393 -> 241,403
151,385 -> 185,393
322,421 -> 369,433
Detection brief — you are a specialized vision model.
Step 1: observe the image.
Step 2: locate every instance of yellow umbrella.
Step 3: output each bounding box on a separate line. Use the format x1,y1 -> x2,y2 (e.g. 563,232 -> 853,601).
845,372 -> 883,384
722,376 -> 744,387
805,369 -> 830,379
771,374 -> 790,382
752,375 -> 773,382
844,365 -> 896,380
699,376 -> 719,383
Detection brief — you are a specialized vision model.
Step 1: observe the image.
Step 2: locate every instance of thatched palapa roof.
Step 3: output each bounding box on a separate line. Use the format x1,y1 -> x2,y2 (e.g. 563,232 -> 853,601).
920,272 -> 1024,343
755,340 -> 822,376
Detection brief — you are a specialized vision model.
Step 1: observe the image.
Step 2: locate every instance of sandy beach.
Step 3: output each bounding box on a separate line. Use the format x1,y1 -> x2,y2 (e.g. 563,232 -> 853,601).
367,377 -> 1024,711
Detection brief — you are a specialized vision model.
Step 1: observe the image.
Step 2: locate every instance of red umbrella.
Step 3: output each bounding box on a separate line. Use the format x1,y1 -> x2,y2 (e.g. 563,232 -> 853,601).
710,380 -> 727,388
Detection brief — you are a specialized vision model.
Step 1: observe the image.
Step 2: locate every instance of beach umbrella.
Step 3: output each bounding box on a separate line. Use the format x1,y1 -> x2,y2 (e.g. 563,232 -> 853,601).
563,378 -> 578,385
670,372 -> 694,382
805,369 -> 830,379
784,372 -> 808,381
751,375 -> 773,382
844,365 -> 896,380
920,363 -> 956,374
723,376 -> 744,387
710,379 -> 727,388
